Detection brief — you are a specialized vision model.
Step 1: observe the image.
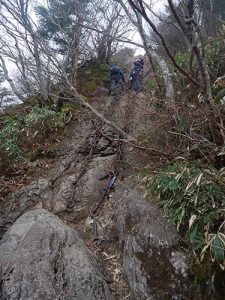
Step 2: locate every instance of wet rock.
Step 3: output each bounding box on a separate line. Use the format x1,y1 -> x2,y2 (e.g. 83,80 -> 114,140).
0,179 -> 49,237
170,251 -> 188,277
100,148 -> 115,156
0,209 -> 113,300
53,175 -> 76,211
101,125 -> 119,140
110,188 -> 208,300
97,137 -> 109,151
88,134 -> 96,145
67,156 -> 115,222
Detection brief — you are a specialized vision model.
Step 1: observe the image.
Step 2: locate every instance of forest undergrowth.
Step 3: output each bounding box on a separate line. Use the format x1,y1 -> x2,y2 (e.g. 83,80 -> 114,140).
143,61 -> 225,270
0,103 -> 82,201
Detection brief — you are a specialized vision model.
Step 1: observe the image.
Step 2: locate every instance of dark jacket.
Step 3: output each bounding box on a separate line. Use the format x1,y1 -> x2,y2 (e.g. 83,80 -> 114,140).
130,65 -> 142,79
109,65 -> 124,82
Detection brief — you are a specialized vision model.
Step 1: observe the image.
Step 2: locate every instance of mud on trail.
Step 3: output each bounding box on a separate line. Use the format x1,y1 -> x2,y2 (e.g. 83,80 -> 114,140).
0,93 -> 215,299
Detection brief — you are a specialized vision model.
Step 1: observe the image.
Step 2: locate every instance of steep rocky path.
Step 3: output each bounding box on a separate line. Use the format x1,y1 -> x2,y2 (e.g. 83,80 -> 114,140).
0,92 -> 216,299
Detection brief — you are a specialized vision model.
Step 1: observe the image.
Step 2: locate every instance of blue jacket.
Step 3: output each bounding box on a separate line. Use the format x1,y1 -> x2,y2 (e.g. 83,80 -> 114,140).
109,65 -> 124,81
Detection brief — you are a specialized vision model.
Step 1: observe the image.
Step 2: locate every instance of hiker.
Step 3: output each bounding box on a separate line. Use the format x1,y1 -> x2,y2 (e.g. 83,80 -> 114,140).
136,58 -> 144,85
135,58 -> 144,70
109,64 -> 125,96
129,59 -> 144,92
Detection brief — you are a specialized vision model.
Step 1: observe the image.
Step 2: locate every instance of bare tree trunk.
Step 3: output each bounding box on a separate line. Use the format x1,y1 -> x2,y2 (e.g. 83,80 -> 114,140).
0,56 -> 25,102
71,21 -> 82,88
167,0 -> 213,104
20,4 -> 48,104
127,0 -> 201,87
117,0 -> 175,108
150,51 -> 175,108
146,51 -> 162,92
135,12 -> 175,108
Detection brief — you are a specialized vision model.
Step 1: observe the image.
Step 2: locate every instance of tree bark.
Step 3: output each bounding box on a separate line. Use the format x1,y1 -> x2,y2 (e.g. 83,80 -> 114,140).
127,0 -> 201,87
167,0 -> 213,104
150,51 -> 175,108
135,12 -> 175,108
117,0 -> 175,108
0,56 -> 25,102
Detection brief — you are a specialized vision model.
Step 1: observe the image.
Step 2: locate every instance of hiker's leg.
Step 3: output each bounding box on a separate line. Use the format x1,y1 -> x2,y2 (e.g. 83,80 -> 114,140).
110,79 -> 116,96
120,80 -> 125,94
131,78 -> 135,91
136,79 -> 141,92
140,76 -> 143,90
128,79 -> 132,90
133,78 -> 138,91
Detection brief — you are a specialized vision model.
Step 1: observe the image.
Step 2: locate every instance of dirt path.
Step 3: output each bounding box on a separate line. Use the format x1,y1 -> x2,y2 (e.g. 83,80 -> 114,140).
0,92 -> 214,299
0,93 -> 132,296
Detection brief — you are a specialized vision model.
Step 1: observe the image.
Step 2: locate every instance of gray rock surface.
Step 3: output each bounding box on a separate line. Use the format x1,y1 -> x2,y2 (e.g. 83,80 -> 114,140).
107,187 -> 210,300
0,93 -> 217,300
0,209 -> 113,300
70,156 -> 115,221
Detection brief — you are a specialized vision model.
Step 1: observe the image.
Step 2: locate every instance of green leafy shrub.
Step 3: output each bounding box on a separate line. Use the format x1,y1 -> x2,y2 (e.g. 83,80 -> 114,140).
147,160 -> 225,269
205,34 -> 225,77
174,51 -> 189,70
0,119 -> 21,158
0,107 -> 66,170
145,80 -> 158,96
78,63 -> 109,95
24,107 -> 66,130
85,81 -> 98,94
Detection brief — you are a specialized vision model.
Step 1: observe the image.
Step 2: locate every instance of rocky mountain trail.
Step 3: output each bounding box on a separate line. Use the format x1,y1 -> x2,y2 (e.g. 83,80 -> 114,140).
0,92 -> 215,299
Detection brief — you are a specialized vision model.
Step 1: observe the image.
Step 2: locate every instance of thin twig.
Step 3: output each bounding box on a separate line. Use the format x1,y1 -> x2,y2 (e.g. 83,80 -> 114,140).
117,139 -> 170,157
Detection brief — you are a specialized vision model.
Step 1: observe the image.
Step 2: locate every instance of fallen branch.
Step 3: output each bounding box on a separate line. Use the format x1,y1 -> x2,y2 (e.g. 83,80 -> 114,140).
117,139 -> 170,157
104,255 -> 117,261
90,119 -> 114,143
84,109 -> 115,143
168,131 -> 195,141
63,73 -> 136,142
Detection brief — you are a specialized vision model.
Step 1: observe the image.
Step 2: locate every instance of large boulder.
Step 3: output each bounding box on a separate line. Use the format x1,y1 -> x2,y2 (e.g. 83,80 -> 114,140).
0,209 -> 113,300
106,187 -> 212,300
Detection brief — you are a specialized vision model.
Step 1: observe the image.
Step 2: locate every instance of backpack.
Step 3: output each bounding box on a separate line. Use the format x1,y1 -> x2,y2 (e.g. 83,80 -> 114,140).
110,65 -> 121,76
138,59 -> 144,67
131,66 -> 142,78
133,61 -> 142,68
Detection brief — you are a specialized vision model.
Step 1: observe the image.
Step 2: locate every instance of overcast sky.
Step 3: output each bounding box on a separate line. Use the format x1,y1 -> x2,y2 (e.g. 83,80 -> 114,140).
4,0 -> 167,77
133,0 -> 167,55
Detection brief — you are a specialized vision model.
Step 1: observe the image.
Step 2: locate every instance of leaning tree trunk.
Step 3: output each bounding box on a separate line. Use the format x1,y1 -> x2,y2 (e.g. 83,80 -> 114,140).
138,28 -> 175,108
0,56 -> 25,102
71,22 -> 82,89
117,0 -> 175,109
150,50 -> 175,109
135,10 -> 176,109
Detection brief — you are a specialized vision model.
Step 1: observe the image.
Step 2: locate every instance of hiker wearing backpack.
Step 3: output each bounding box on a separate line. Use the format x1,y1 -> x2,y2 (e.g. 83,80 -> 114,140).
109,64 -> 125,96
138,58 -> 144,68
138,58 -> 144,85
129,60 -> 143,92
